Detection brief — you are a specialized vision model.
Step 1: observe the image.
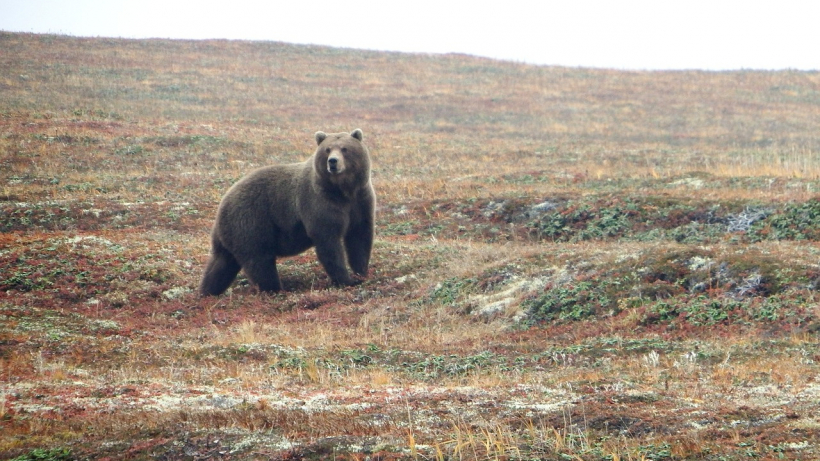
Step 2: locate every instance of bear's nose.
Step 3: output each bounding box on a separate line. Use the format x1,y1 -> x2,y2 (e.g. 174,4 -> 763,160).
328,158 -> 338,166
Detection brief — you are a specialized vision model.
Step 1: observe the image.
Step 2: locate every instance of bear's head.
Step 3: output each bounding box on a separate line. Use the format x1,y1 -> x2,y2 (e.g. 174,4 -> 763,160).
313,129 -> 370,191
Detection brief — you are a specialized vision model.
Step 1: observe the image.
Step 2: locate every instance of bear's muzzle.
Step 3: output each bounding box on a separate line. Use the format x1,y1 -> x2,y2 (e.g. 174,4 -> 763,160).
327,154 -> 345,174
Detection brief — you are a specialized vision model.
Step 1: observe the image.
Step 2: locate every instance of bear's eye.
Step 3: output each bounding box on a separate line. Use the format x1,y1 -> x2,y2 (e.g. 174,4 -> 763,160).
341,147 -> 347,153
325,147 -> 331,154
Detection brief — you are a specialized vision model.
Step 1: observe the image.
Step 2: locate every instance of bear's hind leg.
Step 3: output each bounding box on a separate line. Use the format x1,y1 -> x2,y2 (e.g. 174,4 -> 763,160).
200,246 -> 241,296
242,256 -> 282,293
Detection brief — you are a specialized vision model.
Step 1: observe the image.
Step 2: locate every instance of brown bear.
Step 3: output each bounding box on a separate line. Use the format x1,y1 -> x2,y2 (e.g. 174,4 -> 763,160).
199,129 -> 375,296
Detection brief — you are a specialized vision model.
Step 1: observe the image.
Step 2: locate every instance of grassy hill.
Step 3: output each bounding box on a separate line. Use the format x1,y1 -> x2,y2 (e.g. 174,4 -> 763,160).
1,31 -> 820,460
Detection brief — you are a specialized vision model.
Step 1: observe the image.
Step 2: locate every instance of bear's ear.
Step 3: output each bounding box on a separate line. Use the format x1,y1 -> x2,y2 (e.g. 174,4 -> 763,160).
315,131 -> 327,145
350,129 -> 363,141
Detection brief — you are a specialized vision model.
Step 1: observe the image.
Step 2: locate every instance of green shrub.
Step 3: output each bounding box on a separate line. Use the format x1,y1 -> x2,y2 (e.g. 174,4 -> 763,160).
524,280 -> 613,322
749,198 -> 820,241
10,448 -> 73,461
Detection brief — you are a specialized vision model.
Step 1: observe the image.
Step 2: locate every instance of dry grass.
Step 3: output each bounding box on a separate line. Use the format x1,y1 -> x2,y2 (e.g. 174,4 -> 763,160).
2,31 -> 820,460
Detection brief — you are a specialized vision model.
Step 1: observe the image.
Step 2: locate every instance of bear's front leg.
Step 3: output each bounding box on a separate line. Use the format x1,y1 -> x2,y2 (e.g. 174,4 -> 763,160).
314,240 -> 357,286
345,221 -> 372,277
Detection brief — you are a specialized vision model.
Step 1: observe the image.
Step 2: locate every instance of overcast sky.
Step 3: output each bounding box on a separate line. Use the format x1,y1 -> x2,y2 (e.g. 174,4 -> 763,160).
2,0 -> 819,71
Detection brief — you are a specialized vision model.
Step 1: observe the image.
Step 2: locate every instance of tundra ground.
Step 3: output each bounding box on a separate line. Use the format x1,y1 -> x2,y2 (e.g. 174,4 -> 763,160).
1,32 -> 820,460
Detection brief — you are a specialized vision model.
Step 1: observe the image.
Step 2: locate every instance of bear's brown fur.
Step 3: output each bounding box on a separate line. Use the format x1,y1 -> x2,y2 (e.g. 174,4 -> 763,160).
199,129 -> 375,296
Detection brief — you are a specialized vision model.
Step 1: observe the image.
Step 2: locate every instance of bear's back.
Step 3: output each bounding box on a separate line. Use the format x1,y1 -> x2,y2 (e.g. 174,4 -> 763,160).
215,161 -> 311,242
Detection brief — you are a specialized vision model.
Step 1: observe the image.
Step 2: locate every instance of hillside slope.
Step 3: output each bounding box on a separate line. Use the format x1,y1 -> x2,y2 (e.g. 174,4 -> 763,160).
2,32 -> 820,460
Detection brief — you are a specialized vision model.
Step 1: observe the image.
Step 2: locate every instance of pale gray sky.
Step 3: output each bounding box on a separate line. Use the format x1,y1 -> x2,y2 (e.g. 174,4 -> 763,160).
1,0 -> 818,70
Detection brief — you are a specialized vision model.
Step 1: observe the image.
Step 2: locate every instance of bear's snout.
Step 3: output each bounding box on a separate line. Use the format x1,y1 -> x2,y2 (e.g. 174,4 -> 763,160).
327,154 -> 345,174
